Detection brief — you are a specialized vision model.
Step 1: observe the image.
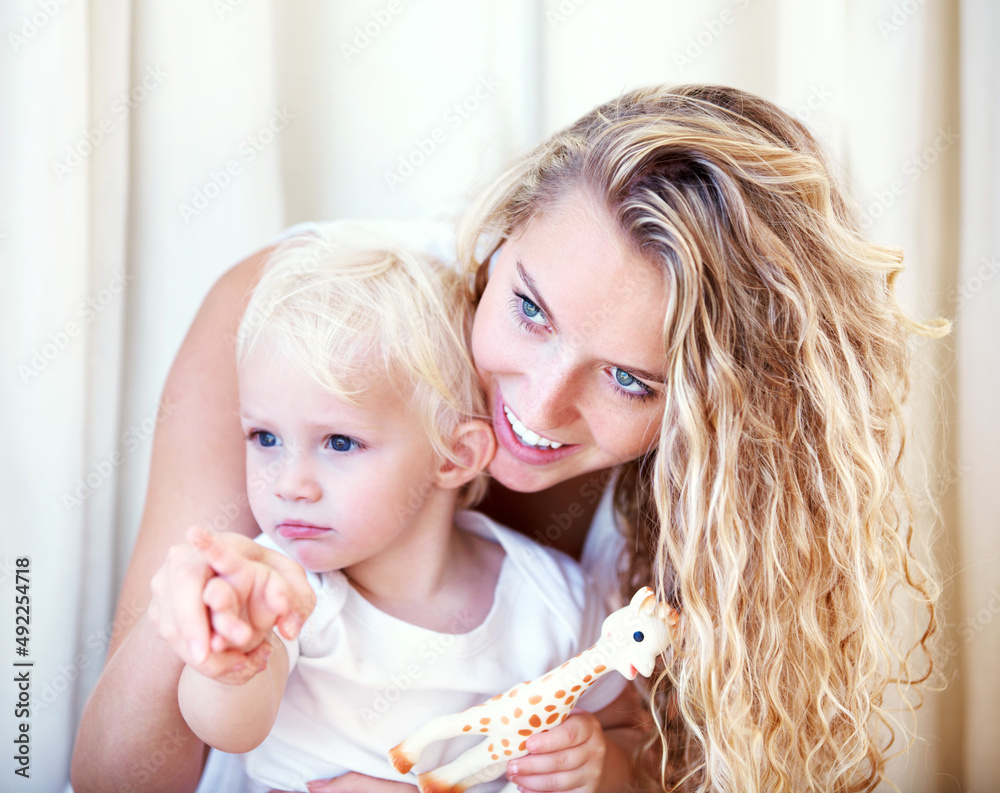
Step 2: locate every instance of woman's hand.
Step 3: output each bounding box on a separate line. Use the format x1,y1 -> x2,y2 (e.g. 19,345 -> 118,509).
506,712 -> 607,793
293,772 -> 418,792
148,524 -> 315,681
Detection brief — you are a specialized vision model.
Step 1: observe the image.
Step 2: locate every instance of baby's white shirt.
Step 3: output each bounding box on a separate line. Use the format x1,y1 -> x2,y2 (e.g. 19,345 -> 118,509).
240,510 -> 625,793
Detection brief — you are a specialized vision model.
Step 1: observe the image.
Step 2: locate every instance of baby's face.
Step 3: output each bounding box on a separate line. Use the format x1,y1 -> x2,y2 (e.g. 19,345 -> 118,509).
238,344 -> 444,574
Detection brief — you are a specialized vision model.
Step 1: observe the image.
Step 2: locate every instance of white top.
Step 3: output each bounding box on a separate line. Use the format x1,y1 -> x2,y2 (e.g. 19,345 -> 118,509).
240,511 -> 624,793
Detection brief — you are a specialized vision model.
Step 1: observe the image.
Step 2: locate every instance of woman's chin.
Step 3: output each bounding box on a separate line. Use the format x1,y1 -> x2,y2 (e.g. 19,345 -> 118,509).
488,449 -> 568,493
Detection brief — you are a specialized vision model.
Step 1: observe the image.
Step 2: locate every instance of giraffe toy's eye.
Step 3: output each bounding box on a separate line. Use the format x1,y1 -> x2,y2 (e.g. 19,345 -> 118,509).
633,631 -> 644,642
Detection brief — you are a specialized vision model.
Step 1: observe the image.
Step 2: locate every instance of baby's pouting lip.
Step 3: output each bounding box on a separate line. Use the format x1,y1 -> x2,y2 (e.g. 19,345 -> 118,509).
276,522 -> 330,539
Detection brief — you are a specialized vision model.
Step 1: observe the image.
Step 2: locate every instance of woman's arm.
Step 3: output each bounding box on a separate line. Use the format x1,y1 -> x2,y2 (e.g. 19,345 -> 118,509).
71,246 -> 312,793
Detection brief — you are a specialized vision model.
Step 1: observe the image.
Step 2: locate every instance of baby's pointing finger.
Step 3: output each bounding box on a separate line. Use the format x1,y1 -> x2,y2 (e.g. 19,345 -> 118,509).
263,551 -> 316,615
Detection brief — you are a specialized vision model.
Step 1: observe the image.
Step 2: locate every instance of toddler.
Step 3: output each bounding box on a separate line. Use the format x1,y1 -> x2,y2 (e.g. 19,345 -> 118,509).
152,226 -> 629,793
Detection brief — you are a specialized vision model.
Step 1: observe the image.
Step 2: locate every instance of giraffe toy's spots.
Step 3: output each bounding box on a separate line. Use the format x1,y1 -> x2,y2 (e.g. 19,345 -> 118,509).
387,587 -> 679,793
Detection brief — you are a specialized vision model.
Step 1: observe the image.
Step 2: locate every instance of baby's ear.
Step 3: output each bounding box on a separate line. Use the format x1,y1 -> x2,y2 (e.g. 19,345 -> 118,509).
436,419 -> 496,491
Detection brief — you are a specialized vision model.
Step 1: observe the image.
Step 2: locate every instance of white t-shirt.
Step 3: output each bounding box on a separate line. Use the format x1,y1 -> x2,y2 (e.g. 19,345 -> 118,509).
240,511 -> 624,793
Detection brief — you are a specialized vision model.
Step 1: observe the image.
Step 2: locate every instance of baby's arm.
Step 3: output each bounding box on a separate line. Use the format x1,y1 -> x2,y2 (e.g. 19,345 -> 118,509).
505,685 -> 644,793
178,630 -> 291,753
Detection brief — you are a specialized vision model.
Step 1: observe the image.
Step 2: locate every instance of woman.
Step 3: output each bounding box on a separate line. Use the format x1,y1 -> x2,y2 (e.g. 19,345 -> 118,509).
72,84 -> 945,793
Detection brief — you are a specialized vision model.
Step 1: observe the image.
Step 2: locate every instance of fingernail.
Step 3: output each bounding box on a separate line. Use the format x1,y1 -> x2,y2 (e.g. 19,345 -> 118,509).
508,762 -> 519,775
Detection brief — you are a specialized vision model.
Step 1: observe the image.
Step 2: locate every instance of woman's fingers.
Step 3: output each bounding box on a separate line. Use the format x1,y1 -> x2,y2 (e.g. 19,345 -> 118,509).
149,537 -> 214,664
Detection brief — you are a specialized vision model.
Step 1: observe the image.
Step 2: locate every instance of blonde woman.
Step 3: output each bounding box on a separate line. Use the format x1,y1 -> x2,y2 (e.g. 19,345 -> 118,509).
72,84 -> 945,793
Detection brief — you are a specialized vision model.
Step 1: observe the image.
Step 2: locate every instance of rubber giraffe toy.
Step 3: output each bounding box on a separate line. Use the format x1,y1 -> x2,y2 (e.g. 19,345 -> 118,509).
388,586 -> 680,793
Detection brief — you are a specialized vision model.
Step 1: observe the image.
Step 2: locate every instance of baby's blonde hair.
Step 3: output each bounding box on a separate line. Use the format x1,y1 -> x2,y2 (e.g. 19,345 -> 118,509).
460,85 -> 948,791
238,224 -> 488,507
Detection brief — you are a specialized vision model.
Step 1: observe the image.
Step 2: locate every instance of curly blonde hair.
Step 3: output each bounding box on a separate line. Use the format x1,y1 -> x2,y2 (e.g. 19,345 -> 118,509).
459,84 -> 948,791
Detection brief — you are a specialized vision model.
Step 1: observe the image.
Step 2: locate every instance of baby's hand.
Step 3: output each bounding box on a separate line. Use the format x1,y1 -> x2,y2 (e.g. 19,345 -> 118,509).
148,525 -> 315,683
506,712 -> 607,793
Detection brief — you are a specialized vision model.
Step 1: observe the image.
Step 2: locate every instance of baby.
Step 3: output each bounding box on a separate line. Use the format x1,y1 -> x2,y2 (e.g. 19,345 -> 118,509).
151,226 -> 629,793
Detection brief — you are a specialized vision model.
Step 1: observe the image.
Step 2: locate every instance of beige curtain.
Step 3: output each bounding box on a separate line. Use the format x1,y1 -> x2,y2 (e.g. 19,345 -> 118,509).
2,1 -> 994,790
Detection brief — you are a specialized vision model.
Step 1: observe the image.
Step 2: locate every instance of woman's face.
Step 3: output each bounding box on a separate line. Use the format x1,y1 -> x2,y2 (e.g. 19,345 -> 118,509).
471,188 -> 670,493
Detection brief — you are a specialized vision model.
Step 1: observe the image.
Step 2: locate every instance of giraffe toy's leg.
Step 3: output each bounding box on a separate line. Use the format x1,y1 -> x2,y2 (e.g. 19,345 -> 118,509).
416,740 -> 508,793
389,707 -> 491,775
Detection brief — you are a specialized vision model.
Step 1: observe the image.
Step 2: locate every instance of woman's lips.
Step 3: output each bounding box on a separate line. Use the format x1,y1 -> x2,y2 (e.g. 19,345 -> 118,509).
492,386 -> 578,466
276,523 -> 330,539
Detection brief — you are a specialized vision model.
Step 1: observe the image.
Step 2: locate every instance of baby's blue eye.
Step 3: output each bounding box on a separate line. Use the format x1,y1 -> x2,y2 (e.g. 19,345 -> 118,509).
633,631 -> 645,642
253,431 -> 277,448
328,435 -> 356,452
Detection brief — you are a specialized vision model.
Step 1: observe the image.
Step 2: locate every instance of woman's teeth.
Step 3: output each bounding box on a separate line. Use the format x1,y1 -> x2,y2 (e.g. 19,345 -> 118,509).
503,405 -> 563,449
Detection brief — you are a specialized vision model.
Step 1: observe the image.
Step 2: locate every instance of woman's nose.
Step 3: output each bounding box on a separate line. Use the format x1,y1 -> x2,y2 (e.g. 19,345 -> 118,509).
273,451 -> 321,502
518,352 -> 583,433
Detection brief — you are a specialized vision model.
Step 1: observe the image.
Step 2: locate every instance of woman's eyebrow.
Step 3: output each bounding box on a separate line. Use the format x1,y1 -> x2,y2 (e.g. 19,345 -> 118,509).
517,260 -> 665,387
516,260 -> 558,326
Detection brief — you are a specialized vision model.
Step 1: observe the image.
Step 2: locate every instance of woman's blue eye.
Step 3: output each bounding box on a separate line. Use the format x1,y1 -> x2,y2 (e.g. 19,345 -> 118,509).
251,431 -> 277,448
519,295 -> 547,324
327,435 -> 356,452
611,367 -> 650,396
633,631 -> 645,642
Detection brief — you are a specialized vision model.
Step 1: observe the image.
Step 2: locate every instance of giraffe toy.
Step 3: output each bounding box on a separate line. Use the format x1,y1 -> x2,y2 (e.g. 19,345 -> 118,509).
388,587 -> 680,793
